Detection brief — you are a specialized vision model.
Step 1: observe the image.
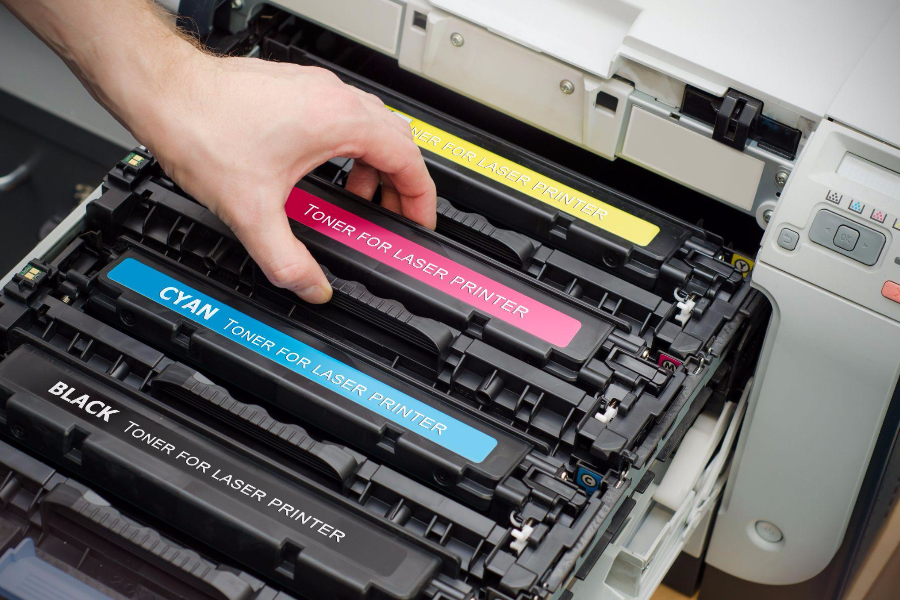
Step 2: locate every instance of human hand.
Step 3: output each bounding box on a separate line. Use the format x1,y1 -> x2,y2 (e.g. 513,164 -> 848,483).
135,54 -> 436,303
2,0 -> 436,303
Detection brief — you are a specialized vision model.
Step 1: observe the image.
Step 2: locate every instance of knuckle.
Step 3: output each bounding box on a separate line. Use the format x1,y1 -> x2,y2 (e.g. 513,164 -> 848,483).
266,260 -> 317,290
366,91 -> 385,107
333,87 -> 364,112
386,113 -> 413,138
306,66 -> 340,82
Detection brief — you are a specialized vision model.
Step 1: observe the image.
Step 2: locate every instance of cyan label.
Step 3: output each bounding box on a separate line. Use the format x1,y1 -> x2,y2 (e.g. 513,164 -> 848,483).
108,258 -> 498,463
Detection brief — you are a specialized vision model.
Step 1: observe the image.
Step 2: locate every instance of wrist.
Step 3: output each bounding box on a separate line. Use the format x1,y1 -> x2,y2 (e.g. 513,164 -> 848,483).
120,42 -> 212,150
100,36 -> 205,145
58,2 -> 207,153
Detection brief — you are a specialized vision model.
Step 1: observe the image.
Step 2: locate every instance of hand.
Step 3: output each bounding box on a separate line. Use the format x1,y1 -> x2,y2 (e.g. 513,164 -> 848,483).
137,54 -> 436,303
2,0 -> 437,303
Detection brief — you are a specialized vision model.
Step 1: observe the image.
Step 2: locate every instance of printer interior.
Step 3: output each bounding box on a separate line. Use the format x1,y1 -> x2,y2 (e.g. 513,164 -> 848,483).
0,5 -> 811,600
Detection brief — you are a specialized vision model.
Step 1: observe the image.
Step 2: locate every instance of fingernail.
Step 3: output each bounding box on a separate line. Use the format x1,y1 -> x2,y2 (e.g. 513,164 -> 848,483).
297,283 -> 332,304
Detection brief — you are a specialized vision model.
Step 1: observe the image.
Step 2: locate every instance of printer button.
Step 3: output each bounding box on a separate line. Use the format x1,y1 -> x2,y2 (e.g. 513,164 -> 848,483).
882,281 -> 900,304
755,520 -> 784,544
809,209 -> 885,265
777,228 -> 799,251
833,225 -> 859,251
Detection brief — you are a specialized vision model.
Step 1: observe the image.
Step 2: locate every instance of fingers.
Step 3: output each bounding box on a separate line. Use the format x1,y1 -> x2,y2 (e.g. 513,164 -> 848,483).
345,160 -> 380,200
343,101 -> 437,229
230,201 -> 333,304
385,170 -> 436,228
380,175 -> 402,215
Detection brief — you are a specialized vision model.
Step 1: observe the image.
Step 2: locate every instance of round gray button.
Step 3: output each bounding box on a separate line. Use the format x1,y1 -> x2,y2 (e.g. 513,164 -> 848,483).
755,520 -> 784,543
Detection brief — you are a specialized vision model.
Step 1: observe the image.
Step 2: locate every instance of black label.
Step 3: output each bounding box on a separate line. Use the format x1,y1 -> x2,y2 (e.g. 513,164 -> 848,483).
4,349 -> 408,576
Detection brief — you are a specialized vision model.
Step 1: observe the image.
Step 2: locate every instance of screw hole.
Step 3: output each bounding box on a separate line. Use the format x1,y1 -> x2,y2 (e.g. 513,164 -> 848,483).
434,469 -> 451,486
121,310 -> 135,326
602,252 -> 621,268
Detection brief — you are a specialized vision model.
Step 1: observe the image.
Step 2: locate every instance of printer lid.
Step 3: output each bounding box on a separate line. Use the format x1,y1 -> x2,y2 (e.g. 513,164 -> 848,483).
827,5 -> 900,149
434,0 -> 900,145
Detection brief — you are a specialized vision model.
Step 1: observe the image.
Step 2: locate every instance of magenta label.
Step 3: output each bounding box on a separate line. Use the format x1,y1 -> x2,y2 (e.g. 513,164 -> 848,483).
658,352 -> 683,371
285,189 -> 582,347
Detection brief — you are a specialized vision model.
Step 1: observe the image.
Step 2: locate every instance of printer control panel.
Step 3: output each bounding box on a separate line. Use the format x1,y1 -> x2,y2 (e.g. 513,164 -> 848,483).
759,120 -> 900,321
708,118 -> 900,586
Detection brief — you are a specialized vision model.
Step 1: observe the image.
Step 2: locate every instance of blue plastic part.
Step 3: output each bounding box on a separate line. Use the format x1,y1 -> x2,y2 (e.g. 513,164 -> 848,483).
575,466 -> 602,495
0,538 -> 113,600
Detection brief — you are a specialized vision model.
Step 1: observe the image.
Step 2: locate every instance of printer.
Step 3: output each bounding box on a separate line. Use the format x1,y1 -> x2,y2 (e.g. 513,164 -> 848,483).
0,2 -> 898,600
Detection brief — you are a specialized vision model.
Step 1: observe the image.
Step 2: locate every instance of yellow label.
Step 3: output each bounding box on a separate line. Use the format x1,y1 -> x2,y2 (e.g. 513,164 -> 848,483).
730,252 -> 755,277
389,107 -> 660,247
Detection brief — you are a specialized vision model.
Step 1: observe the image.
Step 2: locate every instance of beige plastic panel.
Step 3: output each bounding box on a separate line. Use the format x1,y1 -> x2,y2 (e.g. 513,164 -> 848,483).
420,11 -> 586,145
621,106 -> 765,210
275,0 -> 403,55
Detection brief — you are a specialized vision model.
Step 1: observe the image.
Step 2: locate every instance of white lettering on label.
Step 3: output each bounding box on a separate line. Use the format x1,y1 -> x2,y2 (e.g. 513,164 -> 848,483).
267,497 -> 346,542
119,419 -> 346,544
367,392 -> 448,435
159,286 -> 219,320
297,202 -> 537,318
123,420 -> 176,455
48,381 -> 119,422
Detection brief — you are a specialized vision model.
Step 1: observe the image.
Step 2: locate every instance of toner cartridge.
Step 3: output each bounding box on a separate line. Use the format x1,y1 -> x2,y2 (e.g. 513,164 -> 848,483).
82,154 -> 757,479
95,250 -> 530,510
0,439 -> 299,600
0,344 -> 444,599
0,138 -> 764,600
260,30 -> 749,298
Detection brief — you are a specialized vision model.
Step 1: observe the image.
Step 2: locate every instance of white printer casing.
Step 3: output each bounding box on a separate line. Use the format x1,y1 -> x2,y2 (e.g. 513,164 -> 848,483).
2,2 -> 900,599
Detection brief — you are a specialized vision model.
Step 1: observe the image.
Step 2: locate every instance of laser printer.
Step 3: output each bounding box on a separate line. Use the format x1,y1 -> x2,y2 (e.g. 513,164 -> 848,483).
0,2 -> 899,600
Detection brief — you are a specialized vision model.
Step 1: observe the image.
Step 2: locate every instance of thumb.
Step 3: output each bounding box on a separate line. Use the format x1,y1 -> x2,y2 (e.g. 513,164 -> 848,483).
230,203 -> 332,304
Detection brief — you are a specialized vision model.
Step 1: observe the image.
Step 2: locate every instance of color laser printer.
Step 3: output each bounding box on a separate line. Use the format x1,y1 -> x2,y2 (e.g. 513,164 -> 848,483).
1,2 -> 899,600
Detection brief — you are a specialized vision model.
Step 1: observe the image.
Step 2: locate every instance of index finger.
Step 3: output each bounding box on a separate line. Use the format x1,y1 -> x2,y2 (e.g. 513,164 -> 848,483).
348,107 -> 437,228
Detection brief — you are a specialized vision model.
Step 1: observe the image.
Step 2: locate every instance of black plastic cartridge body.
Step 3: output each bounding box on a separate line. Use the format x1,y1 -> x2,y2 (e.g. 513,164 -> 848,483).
0,439 -> 301,600
0,344 -> 442,600
89,249 -> 531,512
261,35 -> 746,298
0,95 -> 765,600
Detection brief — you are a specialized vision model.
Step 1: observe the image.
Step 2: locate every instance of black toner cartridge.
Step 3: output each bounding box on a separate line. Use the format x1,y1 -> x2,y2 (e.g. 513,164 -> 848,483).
0,439 -> 298,600
0,261 -> 634,600
0,344 -> 443,599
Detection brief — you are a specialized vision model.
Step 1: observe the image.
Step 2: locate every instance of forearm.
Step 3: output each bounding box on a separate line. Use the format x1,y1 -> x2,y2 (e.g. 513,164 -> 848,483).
4,0 -> 436,303
1,0 -> 199,143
